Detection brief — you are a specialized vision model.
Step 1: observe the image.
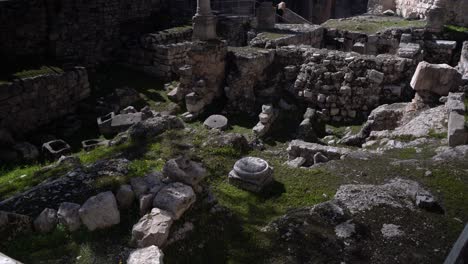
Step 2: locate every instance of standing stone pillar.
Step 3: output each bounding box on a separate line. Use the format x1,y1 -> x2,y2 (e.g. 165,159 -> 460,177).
193,0 -> 217,40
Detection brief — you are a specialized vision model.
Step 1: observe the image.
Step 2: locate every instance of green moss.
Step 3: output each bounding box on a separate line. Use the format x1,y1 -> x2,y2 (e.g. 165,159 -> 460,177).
326,124 -> 362,138
428,129 -> 446,139
444,24 -> 468,33
13,66 -> 63,79
322,16 -> 426,34
76,143 -> 131,165
0,163 -> 75,200
260,32 -> 291,40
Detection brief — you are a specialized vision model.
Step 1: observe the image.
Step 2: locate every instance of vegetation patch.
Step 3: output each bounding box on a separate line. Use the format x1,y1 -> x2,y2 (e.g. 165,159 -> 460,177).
444,24 -> 468,33
322,16 -> 426,34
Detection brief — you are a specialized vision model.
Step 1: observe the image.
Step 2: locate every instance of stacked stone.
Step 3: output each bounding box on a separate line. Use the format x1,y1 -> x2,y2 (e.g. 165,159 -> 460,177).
292,49 -> 414,123
324,27 -> 426,56
0,67 -> 90,135
253,105 -> 277,137
125,27 -> 194,81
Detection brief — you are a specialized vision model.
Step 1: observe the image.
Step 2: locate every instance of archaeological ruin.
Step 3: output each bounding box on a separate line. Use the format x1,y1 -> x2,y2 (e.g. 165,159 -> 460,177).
0,0 -> 468,263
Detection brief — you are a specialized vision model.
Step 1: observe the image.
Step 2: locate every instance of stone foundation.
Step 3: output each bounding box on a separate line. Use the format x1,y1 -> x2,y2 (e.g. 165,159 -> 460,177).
0,67 -> 90,134
124,27 -> 194,80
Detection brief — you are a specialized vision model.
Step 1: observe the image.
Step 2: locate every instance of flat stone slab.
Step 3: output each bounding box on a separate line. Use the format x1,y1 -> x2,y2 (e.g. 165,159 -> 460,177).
203,115 -> 228,130
111,113 -> 143,131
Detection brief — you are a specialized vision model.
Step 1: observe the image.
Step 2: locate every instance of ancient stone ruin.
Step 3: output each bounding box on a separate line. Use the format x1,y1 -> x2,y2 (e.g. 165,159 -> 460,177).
0,0 -> 467,263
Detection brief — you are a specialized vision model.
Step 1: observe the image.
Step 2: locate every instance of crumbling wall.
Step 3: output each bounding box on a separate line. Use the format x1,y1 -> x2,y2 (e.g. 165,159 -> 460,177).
394,0 -> 467,26
0,67 -> 90,134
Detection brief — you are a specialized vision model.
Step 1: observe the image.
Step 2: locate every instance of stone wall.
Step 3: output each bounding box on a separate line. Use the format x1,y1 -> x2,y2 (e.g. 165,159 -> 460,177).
217,15 -> 252,47
279,47 -> 418,122
0,67 -> 90,134
284,0 -> 369,24
124,27 -> 193,80
224,45 -> 418,122
0,0 -> 169,68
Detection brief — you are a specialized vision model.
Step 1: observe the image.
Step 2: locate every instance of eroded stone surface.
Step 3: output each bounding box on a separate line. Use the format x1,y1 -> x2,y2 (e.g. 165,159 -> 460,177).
131,208 -> 173,248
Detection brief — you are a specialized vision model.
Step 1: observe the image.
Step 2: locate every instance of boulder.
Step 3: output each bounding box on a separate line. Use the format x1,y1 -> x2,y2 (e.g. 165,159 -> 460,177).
287,140 -> 350,166
163,157 -> 207,187
131,208 -> 173,248
116,185 -> 135,209
0,252 -> 23,264
110,113 -> 143,133
203,133 -> 250,152
129,115 -> 184,142
127,245 -> 164,264
57,202 -> 81,231
228,157 -> 274,193
0,211 -> 32,240
410,61 -> 462,96
448,111 -> 467,147
33,208 -> 57,233
153,183 -> 196,220
203,115 -> 228,130
79,191 -> 120,231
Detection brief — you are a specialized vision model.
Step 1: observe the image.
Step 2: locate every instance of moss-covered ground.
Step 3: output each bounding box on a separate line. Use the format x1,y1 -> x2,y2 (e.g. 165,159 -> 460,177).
322,15 -> 426,34
0,68 -> 466,263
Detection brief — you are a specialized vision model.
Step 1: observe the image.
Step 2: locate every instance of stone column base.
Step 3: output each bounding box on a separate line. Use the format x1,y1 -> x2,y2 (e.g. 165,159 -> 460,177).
192,15 -> 217,41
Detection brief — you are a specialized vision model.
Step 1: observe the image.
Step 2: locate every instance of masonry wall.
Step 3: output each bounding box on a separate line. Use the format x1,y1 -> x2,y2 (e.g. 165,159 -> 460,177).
124,27 -> 193,80
0,0 -> 169,68
0,67 -> 90,134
